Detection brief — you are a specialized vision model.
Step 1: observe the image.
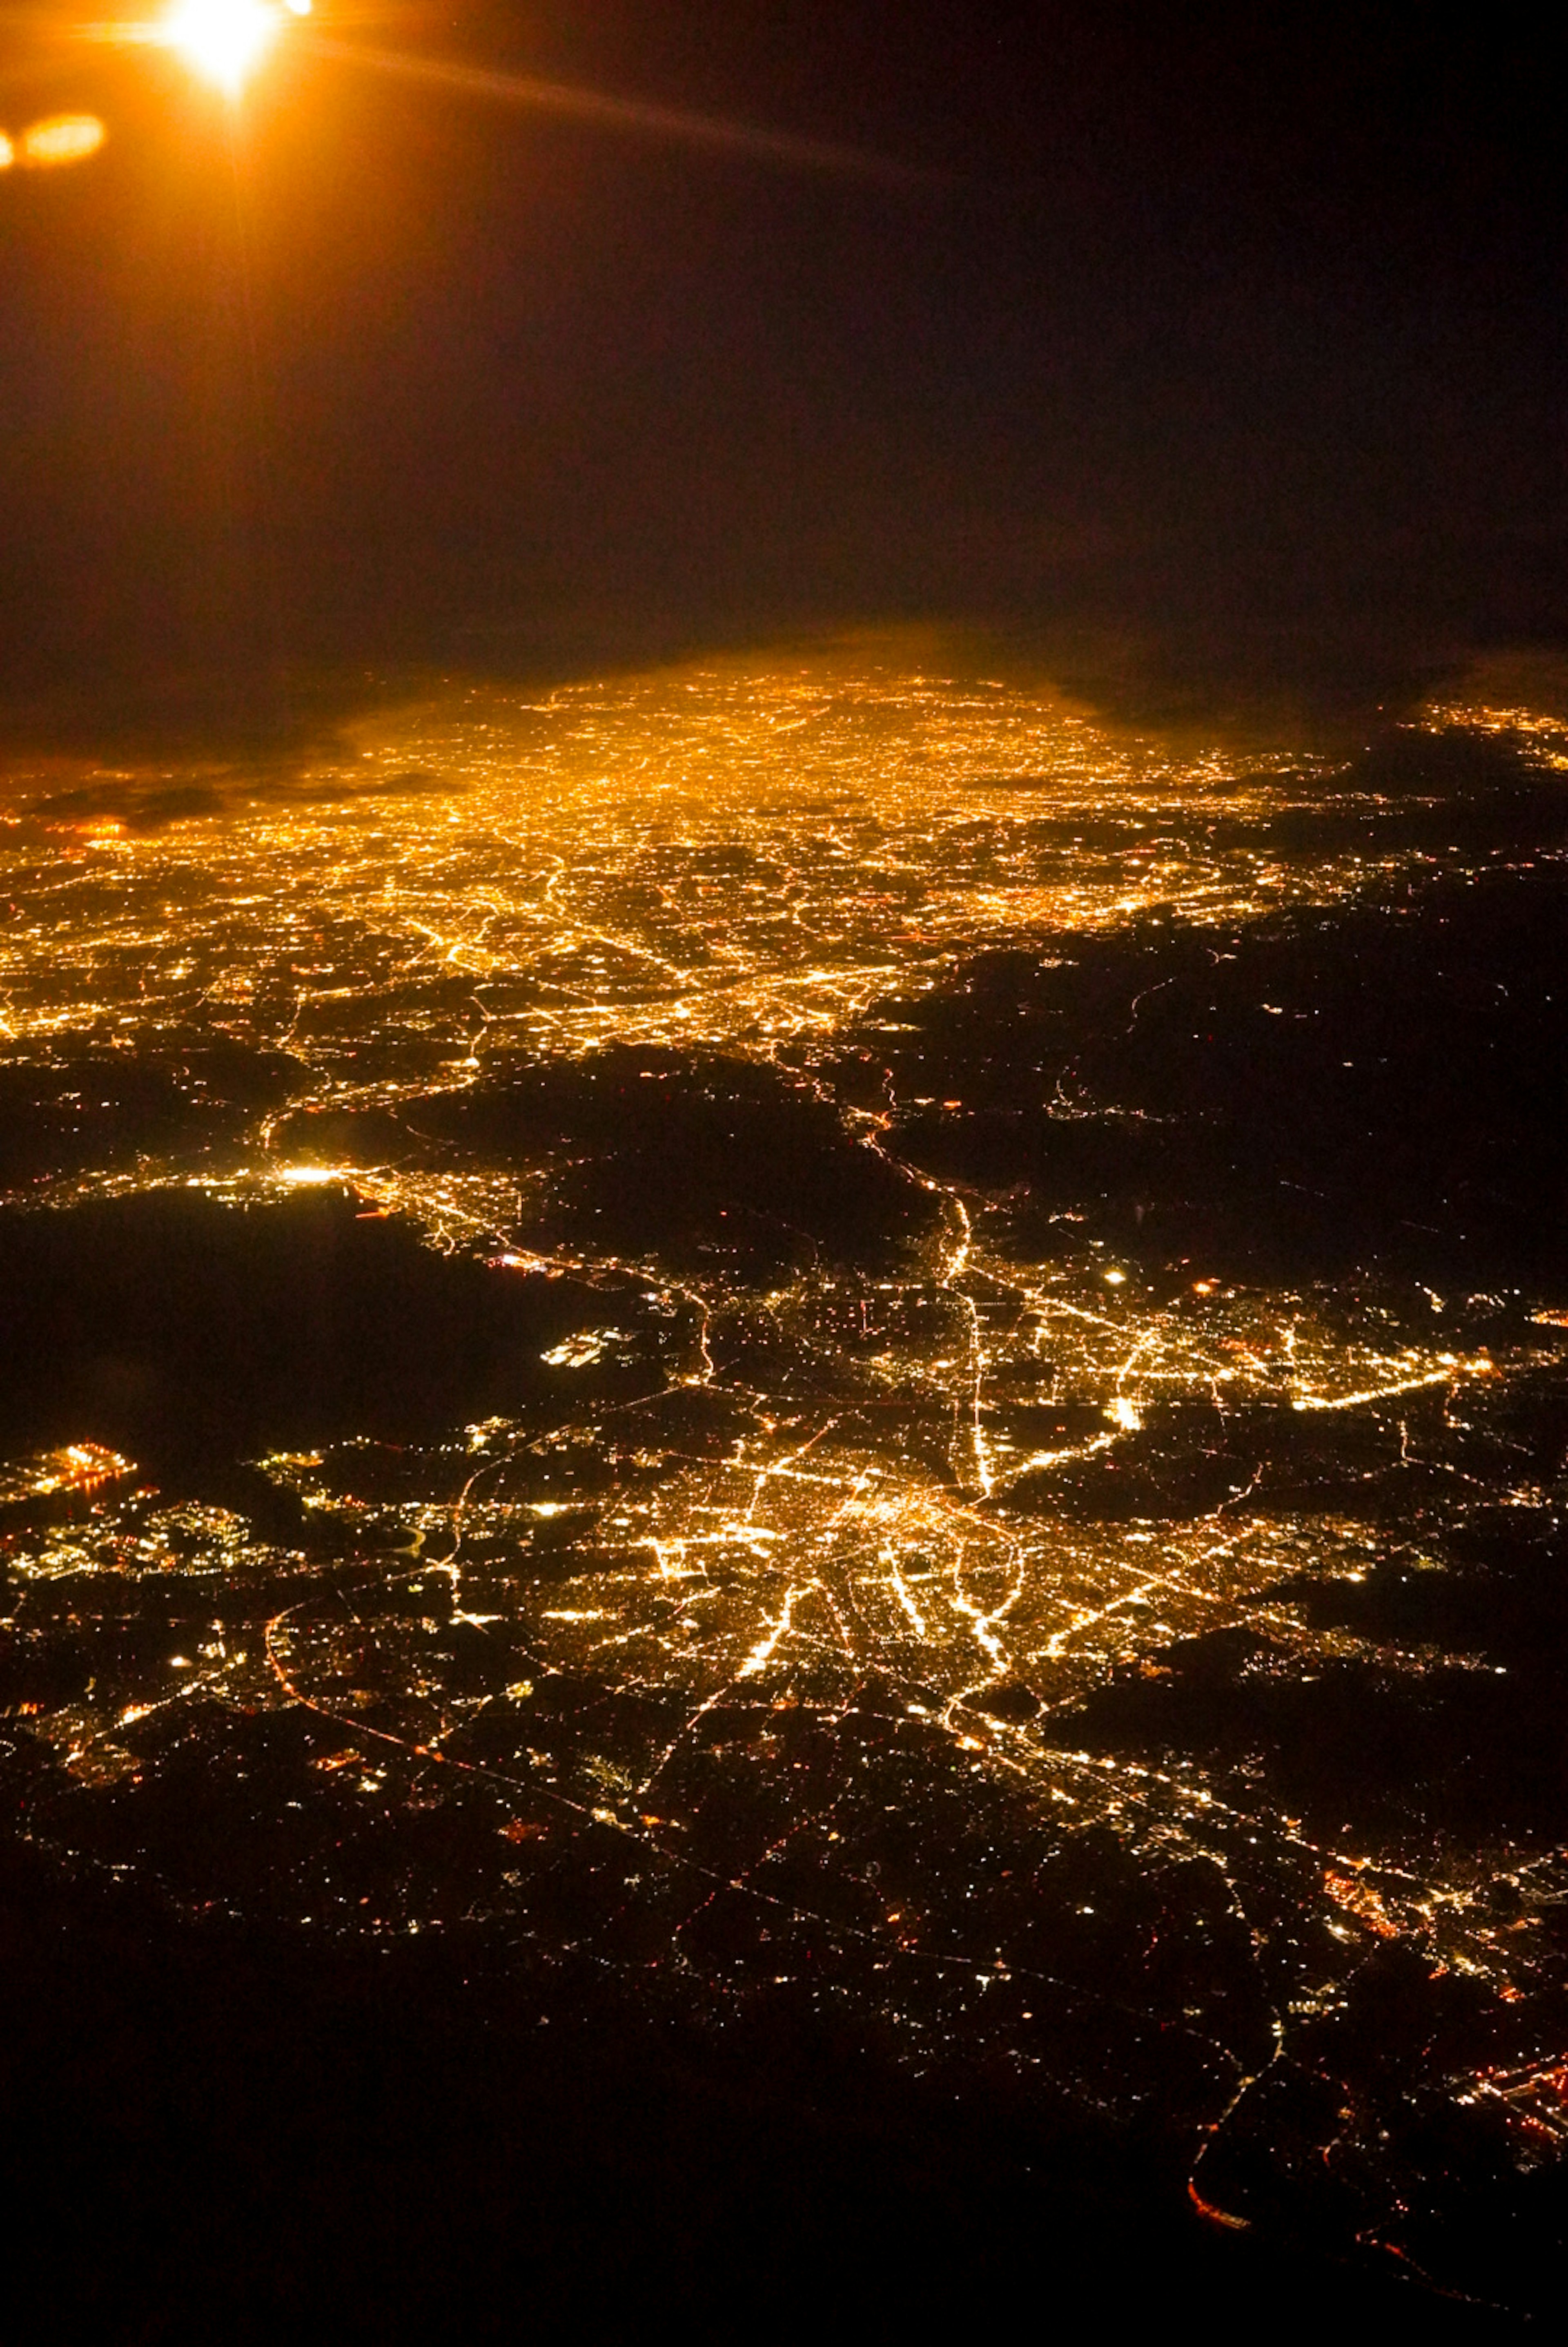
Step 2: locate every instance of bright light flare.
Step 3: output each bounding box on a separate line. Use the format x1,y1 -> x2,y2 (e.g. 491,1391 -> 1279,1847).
0,116 -> 107,169
25,114 -> 108,163
159,0 -> 305,95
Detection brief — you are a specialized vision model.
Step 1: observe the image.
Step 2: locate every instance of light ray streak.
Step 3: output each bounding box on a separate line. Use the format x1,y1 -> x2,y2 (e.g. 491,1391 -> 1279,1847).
300,34 -> 929,186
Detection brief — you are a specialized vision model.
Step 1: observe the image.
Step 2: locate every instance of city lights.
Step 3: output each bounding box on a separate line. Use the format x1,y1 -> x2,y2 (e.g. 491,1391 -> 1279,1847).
3,655 -> 1567,2285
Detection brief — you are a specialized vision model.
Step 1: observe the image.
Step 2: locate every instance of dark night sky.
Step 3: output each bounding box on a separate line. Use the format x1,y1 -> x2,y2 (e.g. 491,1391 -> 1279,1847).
1,1 -> 1563,748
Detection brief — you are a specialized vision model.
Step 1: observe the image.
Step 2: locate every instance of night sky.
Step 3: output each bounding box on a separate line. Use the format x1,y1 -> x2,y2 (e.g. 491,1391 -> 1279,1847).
2,0 -> 1563,748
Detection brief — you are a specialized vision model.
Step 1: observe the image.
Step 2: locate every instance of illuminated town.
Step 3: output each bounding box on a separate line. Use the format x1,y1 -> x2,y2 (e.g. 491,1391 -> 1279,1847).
4,648 -> 1568,2298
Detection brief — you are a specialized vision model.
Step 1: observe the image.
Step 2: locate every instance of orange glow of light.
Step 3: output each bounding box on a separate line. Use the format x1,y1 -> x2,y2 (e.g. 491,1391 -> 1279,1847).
18,116 -> 107,167
1187,2180 -> 1250,2231
159,0 -> 288,95
1325,1867 -> 1400,1939
0,133 -> 13,170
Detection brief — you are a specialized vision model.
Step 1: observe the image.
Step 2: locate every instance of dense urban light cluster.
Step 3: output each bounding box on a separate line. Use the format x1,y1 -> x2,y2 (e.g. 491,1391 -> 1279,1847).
3,653 -> 1567,2291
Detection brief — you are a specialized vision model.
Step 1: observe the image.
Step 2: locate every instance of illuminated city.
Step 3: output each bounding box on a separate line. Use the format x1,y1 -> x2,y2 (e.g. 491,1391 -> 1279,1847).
4,651 -> 1568,2302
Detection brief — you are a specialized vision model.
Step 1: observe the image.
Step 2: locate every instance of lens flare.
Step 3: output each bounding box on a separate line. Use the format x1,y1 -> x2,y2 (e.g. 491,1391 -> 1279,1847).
16,116 -> 107,167
160,0 -> 283,94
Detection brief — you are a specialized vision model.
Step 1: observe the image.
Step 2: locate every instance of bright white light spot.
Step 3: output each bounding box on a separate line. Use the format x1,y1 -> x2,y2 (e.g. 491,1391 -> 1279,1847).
1106,1397 -> 1143,1432
1103,1267 -> 1127,1285
278,1164 -> 341,1186
160,0 -> 281,94
0,133 -> 14,170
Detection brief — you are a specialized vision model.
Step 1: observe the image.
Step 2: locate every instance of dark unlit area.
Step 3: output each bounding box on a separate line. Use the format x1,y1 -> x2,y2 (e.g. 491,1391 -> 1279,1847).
0,1842 -> 1516,2343
870,852 -> 1568,1288
0,1185 -> 666,1467
0,1046 -> 301,1191
414,1047 -> 937,1274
